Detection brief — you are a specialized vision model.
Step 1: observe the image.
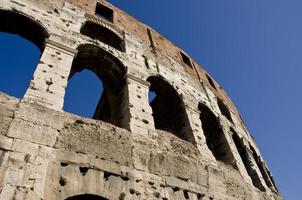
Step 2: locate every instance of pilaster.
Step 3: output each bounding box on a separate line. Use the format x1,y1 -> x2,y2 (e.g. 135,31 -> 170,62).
127,74 -> 155,135
24,39 -> 77,111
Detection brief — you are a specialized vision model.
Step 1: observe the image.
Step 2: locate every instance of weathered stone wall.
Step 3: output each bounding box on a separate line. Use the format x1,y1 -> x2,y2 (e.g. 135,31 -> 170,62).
0,0 -> 282,199
0,93 -> 281,199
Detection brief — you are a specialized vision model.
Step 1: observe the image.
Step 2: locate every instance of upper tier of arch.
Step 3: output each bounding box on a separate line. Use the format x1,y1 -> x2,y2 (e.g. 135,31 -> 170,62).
63,0 -> 243,127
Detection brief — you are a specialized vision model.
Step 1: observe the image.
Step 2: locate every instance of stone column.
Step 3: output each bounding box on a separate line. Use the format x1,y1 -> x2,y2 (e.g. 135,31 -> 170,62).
217,117 -> 238,165
185,106 -> 216,162
245,148 -> 267,190
24,39 -> 77,111
227,128 -> 266,190
127,74 -> 155,135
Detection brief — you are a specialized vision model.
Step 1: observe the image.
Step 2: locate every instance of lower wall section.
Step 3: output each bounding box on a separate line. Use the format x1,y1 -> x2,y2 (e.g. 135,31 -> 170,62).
0,92 -> 282,200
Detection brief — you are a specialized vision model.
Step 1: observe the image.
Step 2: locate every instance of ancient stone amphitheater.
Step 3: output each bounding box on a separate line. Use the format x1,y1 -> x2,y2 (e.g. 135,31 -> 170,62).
0,0 -> 282,199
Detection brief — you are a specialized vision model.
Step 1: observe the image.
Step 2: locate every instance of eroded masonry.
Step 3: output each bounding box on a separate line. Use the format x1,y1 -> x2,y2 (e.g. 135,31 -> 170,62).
0,0 -> 282,199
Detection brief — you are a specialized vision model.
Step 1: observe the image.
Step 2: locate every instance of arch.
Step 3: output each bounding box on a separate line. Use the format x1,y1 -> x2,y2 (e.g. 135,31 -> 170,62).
249,144 -> 276,189
0,9 -> 49,98
231,132 -> 265,191
147,76 -> 194,142
64,69 -> 104,118
198,103 -> 233,163
80,21 -> 125,52
0,9 -> 49,51
65,194 -> 108,200
65,44 -> 130,129
217,98 -> 234,124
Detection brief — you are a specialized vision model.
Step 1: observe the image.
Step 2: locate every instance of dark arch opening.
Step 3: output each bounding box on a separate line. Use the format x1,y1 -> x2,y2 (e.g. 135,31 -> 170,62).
64,44 -> 130,129
232,132 -> 265,191
147,76 -> 194,143
266,168 -> 278,191
0,10 -> 49,98
249,144 -> 276,190
66,194 -> 108,200
198,103 -> 233,163
80,21 -> 125,52
0,10 -> 49,51
217,98 -> 234,124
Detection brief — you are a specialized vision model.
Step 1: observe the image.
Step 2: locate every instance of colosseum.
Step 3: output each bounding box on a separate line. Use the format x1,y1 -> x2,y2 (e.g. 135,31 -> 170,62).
0,0 -> 282,199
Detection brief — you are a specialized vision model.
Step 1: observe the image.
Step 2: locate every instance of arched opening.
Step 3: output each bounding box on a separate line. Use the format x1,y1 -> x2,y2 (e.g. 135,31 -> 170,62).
80,21 -> 125,52
217,98 -> 234,124
66,194 -> 108,200
0,10 -> 48,51
64,44 -> 130,130
0,10 -> 49,98
147,76 -> 194,143
249,144 -> 275,189
198,103 -> 233,163
266,168 -> 278,191
232,132 -> 265,191
64,70 -> 104,118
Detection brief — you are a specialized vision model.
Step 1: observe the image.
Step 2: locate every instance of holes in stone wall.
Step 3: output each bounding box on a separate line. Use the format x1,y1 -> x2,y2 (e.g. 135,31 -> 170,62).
59,176 -> 66,187
80,21 -> 125,52
231,132 -> 265,191
103,171 -> 118,181
250,144 -> 275,189
206,74 -> 216,90
66,194 -> 108,200
199,103 -> 233,163
64,44 -> 130,130
197,193 -> 204,200
142,55 -> 150,69
217,98 -> 234,125
79,167 -> 89,176
180,52 -> 193,68
129,188 -> 135,194
95,3 -> 113,22
183,190 -> 189,199
147,76 -> 194,143
119,193 -> 126,200
147,28 -> 156,53
61,162 -> 69,167
0,10 -> 48,98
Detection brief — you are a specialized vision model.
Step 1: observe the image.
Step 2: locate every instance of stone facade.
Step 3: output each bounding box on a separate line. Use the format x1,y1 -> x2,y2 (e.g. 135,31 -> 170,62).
0,0 -> 282,199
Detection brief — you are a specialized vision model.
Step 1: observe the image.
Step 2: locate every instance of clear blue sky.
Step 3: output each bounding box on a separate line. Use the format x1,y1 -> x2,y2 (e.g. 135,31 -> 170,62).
0,0 -> 300,199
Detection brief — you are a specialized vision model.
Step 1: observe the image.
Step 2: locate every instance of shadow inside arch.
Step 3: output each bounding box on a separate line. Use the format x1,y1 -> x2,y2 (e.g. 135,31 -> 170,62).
64,43 -> 130,130
0,9 -> 49,51
147,75 -> 195,144
80,21 -> 125,52
65,194 -> 108,200
0,9 -> 49,98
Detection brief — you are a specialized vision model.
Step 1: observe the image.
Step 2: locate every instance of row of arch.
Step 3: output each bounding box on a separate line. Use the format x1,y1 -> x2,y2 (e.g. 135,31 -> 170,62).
0,9 -> 203,141
0,9 -> 276,192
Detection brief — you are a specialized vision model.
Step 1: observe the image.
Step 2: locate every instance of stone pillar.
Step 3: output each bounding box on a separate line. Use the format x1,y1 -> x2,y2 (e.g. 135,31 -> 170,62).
185,106 -> 216,162
24,39 -> 77,111
127,74 -> 154,135
217,116 -> 238,165
227,127 -> 266,190
245,148 -> 267,190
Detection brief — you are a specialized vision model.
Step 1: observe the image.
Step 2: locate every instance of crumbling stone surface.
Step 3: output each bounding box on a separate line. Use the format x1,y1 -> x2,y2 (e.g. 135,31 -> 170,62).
0,92 -> 19,136
0,0 -> 282,199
